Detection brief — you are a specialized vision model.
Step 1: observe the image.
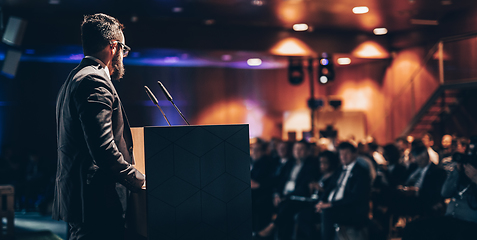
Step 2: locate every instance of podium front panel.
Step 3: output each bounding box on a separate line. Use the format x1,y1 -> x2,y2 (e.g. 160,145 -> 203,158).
144,124 -> 252,240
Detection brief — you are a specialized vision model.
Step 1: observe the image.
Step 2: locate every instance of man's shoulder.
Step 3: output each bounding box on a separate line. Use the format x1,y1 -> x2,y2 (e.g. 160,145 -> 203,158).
73,64 -> 109,83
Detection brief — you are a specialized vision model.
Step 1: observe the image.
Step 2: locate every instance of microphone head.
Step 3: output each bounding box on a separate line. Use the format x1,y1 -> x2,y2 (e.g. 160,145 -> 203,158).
144,86 -> 159,105
158,81 -> 173,101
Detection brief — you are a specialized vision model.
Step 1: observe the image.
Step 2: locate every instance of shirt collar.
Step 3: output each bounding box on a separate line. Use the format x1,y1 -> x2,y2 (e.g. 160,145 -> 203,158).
343,160 -> 357,171
84,56 -> 110,79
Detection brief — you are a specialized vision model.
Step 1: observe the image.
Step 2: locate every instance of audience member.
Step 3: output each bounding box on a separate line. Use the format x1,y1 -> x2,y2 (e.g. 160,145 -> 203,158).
402,151 -> 477,240
256,140 -> 316,240
396,140 -> 447,218
421,132 -> 439,165
296,151 -> 341,240
316,142 -> 372,240
395,137 -> 412,170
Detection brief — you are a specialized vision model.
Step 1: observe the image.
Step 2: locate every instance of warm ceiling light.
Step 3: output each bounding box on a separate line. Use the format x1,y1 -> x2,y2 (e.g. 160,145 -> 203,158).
337,58 -> 351,65
373,28 -> 388,35
247,58 -> 262,66
270,37 -> 315,56
293,23 -> 308,31
352,41 -> 390,59
352,6 -> 369,14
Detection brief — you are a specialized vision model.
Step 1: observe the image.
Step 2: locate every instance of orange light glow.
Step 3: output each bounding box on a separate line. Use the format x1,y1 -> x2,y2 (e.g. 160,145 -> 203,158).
196,100 -> 268,138
282,109 -> 311,141
352,41 -> 390,59
276,1 -> 306,24
270,37 -> 315,56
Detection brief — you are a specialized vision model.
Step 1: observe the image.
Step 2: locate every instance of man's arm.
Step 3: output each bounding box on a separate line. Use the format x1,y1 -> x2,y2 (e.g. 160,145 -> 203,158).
75,75 -> 145,191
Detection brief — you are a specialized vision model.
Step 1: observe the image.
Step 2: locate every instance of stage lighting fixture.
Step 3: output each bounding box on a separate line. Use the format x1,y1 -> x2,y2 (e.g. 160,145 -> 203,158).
318,52 -> 334,84
288,58 -> 304,85
329,99 -> 342,110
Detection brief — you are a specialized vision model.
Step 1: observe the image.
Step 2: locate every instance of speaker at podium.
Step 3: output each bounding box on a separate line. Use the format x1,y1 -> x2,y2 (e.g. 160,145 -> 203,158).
129,124 -> 252,240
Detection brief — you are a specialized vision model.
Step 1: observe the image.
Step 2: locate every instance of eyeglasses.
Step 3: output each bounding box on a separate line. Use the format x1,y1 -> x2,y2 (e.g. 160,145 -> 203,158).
112,41 -> 131,57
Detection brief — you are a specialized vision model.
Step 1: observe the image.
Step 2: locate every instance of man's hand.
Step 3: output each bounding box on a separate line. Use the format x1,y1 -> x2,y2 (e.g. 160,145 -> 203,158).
315,201 -> 331,213
251,179 -> 260,189
142,181 -> 146,190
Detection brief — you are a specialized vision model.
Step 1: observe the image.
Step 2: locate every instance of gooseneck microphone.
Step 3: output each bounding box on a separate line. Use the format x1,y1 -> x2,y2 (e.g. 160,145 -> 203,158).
157,81 -> 190,125
144,86 -> 171,126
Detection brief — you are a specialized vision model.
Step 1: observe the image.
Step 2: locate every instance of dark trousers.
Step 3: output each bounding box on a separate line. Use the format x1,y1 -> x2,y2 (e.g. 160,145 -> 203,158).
274,200 -> 310,240
296,207 -> 321,240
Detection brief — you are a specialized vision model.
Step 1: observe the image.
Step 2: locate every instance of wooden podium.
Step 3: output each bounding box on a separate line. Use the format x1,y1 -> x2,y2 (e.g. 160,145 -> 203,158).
129,124 -> 252,240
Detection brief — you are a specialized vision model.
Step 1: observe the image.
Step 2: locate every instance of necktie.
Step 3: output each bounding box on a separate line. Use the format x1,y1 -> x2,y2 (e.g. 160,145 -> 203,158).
328,167 -> 348,202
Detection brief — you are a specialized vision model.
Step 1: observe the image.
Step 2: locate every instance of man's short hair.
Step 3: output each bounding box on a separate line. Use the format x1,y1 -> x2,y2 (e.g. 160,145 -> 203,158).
295,139 -> 310,149
395,136 -> 409,145
81,13 -> 124,55
337,141 -> 357,153
410,139 -> 428,156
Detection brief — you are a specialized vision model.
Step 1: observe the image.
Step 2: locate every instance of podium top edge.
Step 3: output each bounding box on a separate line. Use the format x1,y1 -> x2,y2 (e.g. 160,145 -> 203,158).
132,124 -> 249,128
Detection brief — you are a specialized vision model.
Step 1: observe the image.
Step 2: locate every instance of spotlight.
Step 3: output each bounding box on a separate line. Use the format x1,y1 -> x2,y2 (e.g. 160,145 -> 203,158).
329,99 -> 342,110
318,52 -> 334,84
288,58 -> 304,85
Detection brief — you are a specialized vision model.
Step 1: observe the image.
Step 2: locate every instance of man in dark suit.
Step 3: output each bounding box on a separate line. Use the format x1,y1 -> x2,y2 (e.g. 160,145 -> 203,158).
316,142 -> 371,240
54,13 -> 145,240
398,140 -> 446,218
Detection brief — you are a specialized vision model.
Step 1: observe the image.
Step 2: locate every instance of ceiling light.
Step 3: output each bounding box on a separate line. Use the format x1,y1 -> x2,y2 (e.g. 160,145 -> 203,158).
251,0 -> 264,6
172,7 -> 183,13
337,58 -> 351,65
270,37 -> 315,56
293,23 -> 308,31
373,28 -> 388,35
352,6 -> 369,14
247,58 -> 262,66
352,41 -> 390,59
319,76 -> 328,84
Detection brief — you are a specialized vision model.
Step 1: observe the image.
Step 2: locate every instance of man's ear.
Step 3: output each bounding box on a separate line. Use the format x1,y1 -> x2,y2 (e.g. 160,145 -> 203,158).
110,42 -> 117,55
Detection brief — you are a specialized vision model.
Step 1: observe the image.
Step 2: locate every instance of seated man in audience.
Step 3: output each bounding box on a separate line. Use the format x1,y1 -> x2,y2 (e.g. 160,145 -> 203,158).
256,140 -> 316,240
316,142 -> 372,240
396,140 -> 447,218
402,151 -> 477,240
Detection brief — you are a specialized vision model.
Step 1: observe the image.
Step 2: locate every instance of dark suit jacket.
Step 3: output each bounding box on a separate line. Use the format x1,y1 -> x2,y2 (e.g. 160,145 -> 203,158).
416,163 -> 446,216
326,161 -> 371,227
53,58 -> 145,223
274,158 -> 316,198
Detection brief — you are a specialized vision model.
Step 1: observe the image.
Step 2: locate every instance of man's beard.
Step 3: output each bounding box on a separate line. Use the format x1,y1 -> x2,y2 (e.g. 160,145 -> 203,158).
111,50 -> 125,81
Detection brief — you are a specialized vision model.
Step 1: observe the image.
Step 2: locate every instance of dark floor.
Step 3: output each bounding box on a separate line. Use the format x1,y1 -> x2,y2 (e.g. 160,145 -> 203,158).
2,212 -> 68,239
